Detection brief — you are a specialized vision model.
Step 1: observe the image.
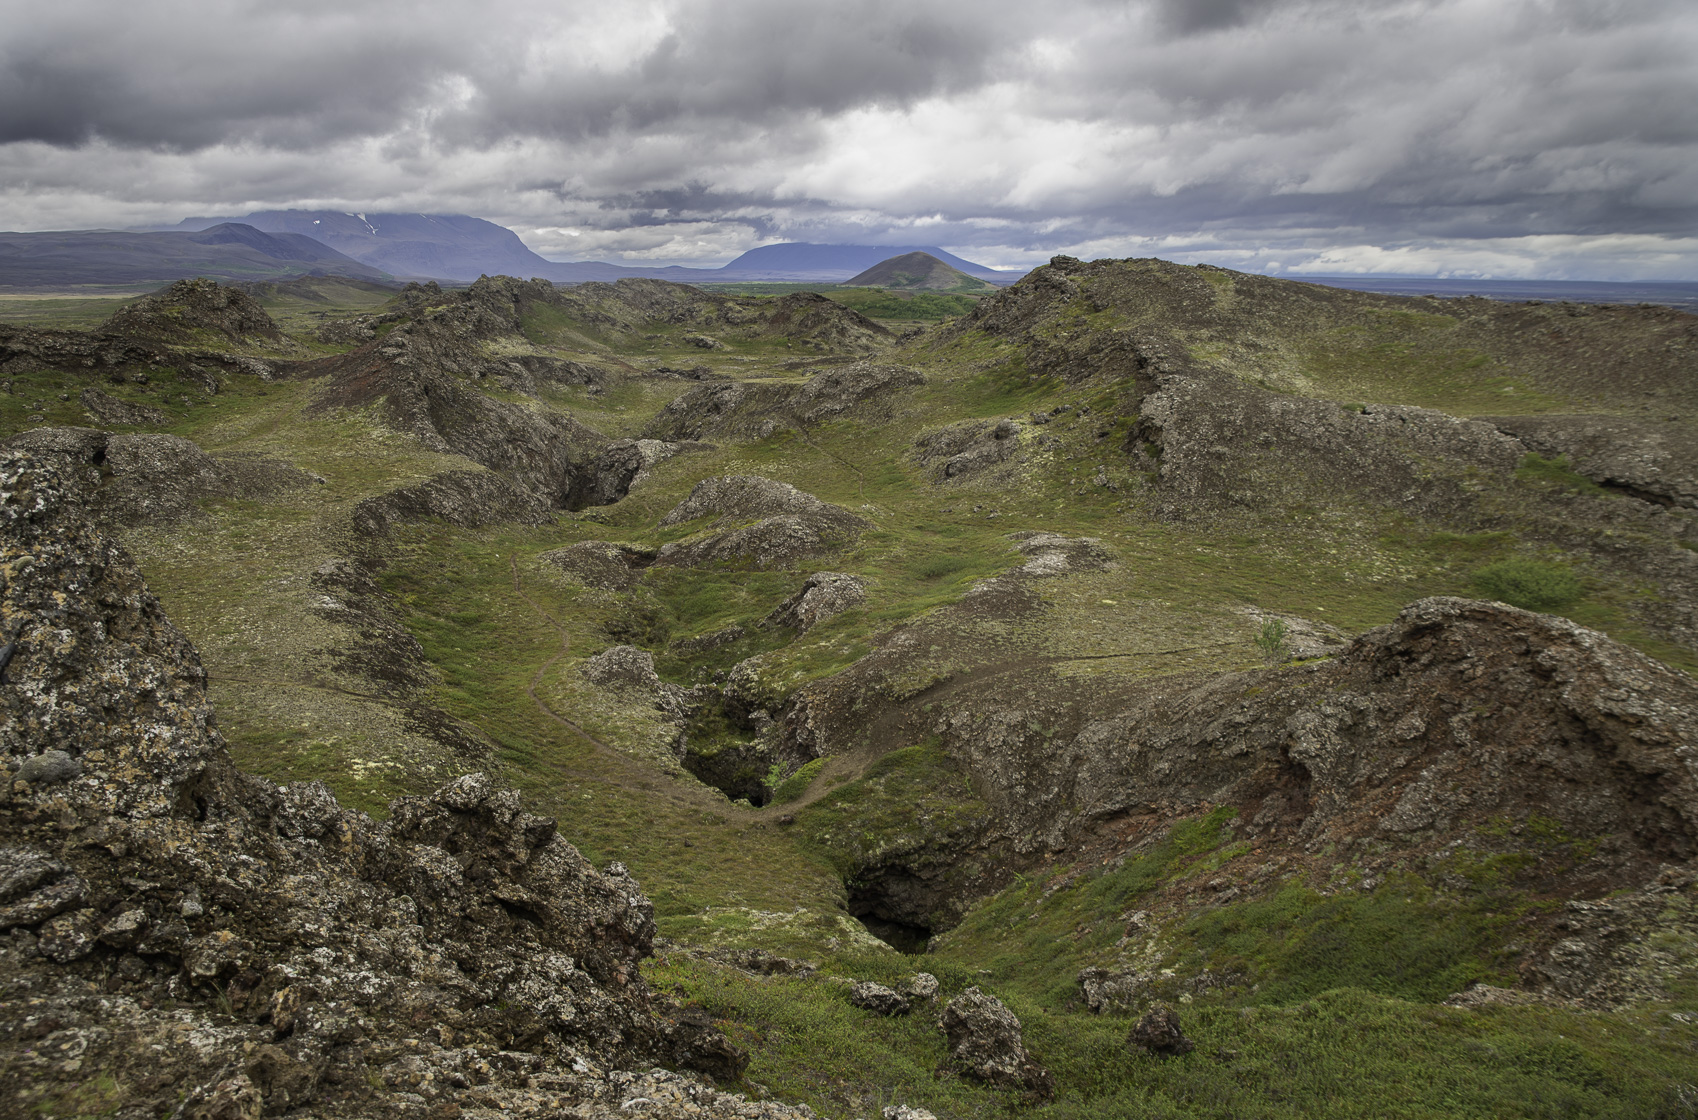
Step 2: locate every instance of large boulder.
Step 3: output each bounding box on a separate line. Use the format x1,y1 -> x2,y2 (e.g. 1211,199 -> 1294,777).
937,987 -> 1054,1099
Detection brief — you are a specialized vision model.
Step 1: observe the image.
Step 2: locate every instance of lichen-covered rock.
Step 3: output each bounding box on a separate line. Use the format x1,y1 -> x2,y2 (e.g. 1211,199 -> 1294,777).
903,972 -> 940,1002
937,987 -> 1054,1099
544,539 -> 658,591
4,426 -> 316,527
79,386 -> 168,427
1126,1003 -> 1194,1056
97,277 -> 287,348
849,980 -> 912,1016
1078,966 -> 1146,1014
0,452 -> 751,1117
762,572 -> 867,633
915,417 -> 1022,481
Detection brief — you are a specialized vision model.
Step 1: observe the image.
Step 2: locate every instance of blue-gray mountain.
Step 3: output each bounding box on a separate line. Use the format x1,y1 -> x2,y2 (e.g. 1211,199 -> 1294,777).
166,211 -> 1025,284
0,223 -> 385,288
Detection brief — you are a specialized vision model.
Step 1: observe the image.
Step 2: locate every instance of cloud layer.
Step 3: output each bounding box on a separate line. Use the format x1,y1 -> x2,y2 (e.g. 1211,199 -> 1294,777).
2,0 -> 1694,278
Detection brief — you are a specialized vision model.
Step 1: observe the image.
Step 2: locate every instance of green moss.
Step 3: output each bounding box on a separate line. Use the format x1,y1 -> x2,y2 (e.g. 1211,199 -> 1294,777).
1516,452 -> 1607,497
1472,558 -> 1586,612
1180,878 -> 1518,1004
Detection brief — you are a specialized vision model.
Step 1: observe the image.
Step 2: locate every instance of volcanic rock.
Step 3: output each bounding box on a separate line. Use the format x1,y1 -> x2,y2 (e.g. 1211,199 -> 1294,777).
849,981 -> 912,1016
1126,1003 -> 1194,1056
937,987 -> 1054,1099
0,451 -> 751,1117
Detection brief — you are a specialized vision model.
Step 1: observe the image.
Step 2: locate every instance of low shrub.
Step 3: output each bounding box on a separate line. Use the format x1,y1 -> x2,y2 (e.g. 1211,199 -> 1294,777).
1471,559 -> 1585,612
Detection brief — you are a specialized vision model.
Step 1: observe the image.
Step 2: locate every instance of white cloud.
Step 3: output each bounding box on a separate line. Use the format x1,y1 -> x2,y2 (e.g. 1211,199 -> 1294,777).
0,0 -> 1694,278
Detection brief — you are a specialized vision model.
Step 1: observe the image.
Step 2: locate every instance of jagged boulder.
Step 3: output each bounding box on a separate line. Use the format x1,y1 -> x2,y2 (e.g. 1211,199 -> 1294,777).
0,452 -> 750,1118
849,981 -> 912,1016
937,987 -> 1054,1099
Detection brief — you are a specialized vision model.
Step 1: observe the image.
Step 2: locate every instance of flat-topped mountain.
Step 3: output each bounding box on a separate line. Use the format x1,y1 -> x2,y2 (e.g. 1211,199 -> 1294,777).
846,250 -> 997,291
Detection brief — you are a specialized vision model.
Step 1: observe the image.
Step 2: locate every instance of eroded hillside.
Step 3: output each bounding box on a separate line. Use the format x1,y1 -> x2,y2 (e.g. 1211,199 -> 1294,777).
3,261 -> 1697,1119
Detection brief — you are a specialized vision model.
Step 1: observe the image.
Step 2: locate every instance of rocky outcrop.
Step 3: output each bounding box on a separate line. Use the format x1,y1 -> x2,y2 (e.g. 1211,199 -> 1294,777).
98,277 -> 288,348
914,417 -> 1023,482
1485,413 -> 1698,509
4,426 -> 316,526
543,540 -> 658,592
937,988 -> 1053,1099
574,438 -> 701,508
0,452 -> 753,1118
644,362 -> 922,443
762,572 -> 867,633
78,386 -> 168,427
654,476 -> 868,570
351,469 -> 554,535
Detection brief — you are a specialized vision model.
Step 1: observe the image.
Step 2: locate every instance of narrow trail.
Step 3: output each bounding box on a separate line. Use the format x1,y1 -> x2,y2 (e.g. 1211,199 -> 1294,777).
790,418 -> 868,502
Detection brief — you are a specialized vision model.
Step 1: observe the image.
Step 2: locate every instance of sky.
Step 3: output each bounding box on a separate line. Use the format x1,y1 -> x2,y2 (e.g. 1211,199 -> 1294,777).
1,0 -> 1694,279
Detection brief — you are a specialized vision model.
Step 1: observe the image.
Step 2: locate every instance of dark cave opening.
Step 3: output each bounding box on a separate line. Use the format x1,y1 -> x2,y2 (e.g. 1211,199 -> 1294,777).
853,913 -> 933,954
848,885 -> 933,953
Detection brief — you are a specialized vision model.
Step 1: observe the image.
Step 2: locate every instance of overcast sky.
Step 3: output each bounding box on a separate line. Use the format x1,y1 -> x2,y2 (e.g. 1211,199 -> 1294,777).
2,0 -> 1694,278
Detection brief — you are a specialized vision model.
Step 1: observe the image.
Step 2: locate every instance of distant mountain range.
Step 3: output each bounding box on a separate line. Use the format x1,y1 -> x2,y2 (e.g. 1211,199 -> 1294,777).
0,223 -> 387,288
163,211 -> 1027,285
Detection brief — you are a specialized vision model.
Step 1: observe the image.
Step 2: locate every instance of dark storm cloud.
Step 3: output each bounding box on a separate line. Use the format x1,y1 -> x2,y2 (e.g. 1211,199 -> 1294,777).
0,0 -> 1694,278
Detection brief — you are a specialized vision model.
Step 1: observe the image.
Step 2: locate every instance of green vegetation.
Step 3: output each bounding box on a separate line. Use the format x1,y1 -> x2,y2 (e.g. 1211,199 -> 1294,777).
1515,452 -> 1606,497
15,257 -> 1696,1118
824,288 -> 983,321
1471,559 -> 1586,612
651,956 -> 1698,1120
1253,618 -> 1289,665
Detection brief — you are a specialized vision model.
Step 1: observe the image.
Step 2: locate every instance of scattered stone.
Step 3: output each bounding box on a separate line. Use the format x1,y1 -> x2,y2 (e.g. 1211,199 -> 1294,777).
1127,1003 -> 1194,1056
883,1107 -> 938,1120
849,981 -> 912,1016
903,973 -> 940,1001
938,987 -> 1054,1099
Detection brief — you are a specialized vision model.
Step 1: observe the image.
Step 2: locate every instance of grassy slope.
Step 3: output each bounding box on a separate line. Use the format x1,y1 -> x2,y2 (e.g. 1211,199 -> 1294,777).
6,269 -> 1695,1118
